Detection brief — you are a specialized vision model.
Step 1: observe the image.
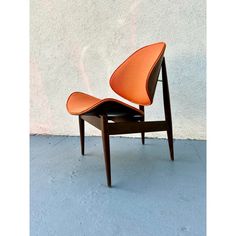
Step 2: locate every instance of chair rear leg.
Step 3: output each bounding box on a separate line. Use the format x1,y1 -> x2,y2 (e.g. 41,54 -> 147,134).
139,105 -> 145,145
167,127 -> 174,161
78,116 -> 85,155
162,57 -> 174,161
101,115 -> 112,187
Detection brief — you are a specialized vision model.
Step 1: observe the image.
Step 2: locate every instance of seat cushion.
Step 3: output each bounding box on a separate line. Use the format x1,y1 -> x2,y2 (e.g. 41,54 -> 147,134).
66,92 -> 143,116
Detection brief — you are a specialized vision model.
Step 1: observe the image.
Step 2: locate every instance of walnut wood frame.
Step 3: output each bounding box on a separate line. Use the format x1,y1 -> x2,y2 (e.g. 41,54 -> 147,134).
78,58 -> 174,187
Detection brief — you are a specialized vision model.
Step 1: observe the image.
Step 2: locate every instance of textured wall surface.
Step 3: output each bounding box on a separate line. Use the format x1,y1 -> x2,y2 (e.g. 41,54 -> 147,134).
30,0 -> 206,139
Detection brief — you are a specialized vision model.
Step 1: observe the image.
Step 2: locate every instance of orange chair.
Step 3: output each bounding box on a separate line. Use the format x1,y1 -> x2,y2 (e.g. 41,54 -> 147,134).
66,42 -> 174,187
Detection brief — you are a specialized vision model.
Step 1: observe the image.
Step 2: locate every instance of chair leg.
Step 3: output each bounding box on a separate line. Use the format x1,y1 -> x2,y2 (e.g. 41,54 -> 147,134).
141,132 -> 145,145
162,57 -> 174,161
101,115 -> 112,187
167,127 -> 174,161
78,116 -> 85,155
139,105 -> 145,145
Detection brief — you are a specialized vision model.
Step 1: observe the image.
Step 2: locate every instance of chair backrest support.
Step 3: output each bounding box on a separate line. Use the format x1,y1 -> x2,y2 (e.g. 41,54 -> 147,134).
110,42 -> 166,106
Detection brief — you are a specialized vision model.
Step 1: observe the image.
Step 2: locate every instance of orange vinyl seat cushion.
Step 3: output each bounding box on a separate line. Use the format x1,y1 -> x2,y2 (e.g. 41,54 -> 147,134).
66,92 -> 143,116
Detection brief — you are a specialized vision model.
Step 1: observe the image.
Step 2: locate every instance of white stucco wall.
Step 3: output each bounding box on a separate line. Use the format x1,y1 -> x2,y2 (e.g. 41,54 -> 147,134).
30,0 -> 206,139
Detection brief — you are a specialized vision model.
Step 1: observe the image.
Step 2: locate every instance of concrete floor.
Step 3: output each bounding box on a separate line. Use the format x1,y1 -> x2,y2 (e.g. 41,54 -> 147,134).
30,135 -> 206,236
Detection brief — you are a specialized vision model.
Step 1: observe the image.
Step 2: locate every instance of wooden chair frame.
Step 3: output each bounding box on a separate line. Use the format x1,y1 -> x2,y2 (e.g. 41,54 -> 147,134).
78,58 -> 174,187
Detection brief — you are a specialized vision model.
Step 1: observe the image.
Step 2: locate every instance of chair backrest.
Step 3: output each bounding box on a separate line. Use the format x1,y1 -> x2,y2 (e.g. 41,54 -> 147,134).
110,42 -> 166,106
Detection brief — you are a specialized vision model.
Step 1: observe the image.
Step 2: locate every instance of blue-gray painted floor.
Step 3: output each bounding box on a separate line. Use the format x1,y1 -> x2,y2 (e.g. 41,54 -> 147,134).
30,135 -> 206,236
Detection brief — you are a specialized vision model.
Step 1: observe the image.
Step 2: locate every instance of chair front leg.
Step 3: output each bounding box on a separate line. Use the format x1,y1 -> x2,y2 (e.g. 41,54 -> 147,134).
101,115 -> 112,187
78,116 -> 85,155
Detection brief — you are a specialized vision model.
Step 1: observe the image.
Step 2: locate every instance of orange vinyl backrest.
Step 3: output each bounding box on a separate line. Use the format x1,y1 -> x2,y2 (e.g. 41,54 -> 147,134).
110,42 -> 166,106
